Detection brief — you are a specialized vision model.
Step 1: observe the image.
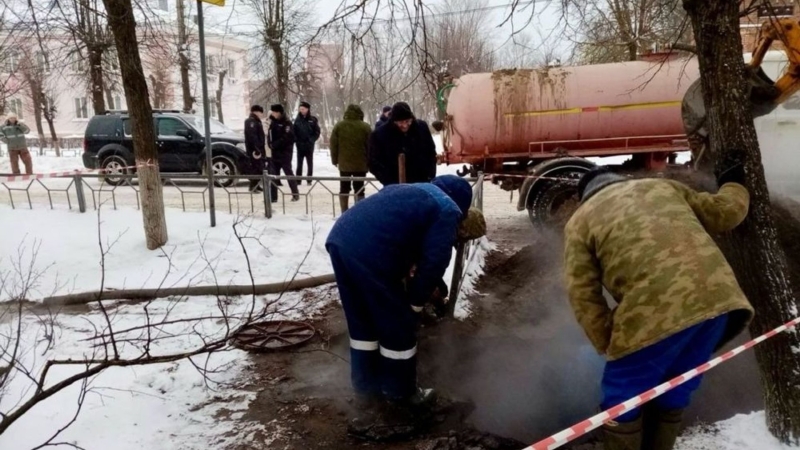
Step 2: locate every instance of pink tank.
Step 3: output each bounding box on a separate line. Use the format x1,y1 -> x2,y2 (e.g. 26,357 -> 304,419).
443,57 -> 700,166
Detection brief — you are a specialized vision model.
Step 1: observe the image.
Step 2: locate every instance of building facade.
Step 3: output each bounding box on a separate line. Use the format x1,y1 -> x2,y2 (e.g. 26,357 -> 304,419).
0,26 -> 251,147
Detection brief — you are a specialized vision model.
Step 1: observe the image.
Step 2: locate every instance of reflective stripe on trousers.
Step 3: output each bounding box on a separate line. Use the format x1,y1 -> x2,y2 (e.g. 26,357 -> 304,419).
350,338 -> 379,351
380,345 -> 417,360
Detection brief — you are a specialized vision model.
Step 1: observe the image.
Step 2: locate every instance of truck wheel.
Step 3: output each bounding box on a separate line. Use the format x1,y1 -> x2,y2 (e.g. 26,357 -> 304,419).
527,169 -> 586,227
101,155 -> 131,186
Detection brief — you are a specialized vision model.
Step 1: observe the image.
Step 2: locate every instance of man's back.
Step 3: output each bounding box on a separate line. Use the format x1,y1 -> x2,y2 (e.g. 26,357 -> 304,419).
564,178 -> 752,360
326,183 -> 460,278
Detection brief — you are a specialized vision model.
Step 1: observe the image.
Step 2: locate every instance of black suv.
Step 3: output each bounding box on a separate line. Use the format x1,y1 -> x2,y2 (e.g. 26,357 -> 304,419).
82,110 -> 250,186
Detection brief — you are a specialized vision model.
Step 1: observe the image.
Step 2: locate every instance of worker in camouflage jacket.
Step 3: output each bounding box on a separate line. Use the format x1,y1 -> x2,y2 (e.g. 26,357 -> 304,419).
564,165 -> 754,450
330,104 -> 371,212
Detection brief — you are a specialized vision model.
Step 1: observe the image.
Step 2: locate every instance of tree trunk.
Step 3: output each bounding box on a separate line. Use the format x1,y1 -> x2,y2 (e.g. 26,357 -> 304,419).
270,43 -> 289,107
26,77 -> 46,155
176,0 -> 193,113
45,113 -> 59,157
683,0 -> 800,443
88,46 -> 107,115
102,0 -> 168,250
215,70 -> 226,123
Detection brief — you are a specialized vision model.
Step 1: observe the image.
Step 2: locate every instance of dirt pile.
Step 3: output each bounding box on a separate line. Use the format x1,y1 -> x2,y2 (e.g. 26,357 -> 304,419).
415,429 -> 526,450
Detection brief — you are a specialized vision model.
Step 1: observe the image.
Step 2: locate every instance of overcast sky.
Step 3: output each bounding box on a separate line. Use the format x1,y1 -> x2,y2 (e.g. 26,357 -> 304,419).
197,0 -> 570,62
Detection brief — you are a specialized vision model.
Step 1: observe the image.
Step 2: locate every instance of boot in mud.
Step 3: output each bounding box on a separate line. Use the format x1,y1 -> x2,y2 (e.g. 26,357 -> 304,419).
602,416 -> 642,450
339,196 -> 350,213
647,408 -> 684,450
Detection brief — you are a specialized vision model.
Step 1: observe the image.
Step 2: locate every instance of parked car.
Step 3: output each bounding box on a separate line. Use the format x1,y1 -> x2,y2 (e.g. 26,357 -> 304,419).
82,110 -> 250,186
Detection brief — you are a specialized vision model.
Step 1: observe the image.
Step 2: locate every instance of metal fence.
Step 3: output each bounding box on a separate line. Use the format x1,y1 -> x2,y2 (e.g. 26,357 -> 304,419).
1,171 -> 484,219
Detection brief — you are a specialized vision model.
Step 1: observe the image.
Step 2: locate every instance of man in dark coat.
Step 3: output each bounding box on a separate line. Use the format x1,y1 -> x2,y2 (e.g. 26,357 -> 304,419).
368,102 -> 437,186
330,104 -> 371,212
375,105 -> 391,128
243,105 -> 266,192
268,104 -> 299,201
325,175 -> 472,413
293,101 -> 321,185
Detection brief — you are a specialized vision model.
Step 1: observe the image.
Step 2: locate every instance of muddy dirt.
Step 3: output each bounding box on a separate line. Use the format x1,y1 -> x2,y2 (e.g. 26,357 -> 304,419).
228,179 -> 800,450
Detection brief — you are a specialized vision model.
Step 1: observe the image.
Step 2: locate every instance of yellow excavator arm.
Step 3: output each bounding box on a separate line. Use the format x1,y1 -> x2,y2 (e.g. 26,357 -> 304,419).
748,18 -> 800,105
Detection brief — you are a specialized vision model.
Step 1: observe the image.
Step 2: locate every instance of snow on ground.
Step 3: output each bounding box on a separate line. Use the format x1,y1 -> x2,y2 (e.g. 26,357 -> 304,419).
678,411 -> 800,449
0,207 -> 335,300
0,148 -> 85,174
0,290 -> 334,450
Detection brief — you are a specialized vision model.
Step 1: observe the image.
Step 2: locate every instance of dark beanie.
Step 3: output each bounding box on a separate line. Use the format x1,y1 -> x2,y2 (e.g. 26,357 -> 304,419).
250,105 -> 264,113
270,104 -> 285,114
577,166 -> 609,200
300,101 -> 311,109
382,105 -> 392,113
390,102 -> 414,121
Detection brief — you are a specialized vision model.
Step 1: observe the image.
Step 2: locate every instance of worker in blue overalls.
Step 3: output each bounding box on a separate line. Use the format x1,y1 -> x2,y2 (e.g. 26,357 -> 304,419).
325,175 -> 472,411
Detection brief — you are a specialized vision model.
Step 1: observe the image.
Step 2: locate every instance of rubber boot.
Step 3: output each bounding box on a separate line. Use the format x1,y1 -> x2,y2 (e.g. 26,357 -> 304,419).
602,416 -> 643,450
340,196 -> 350,213
650,408 -> 684,450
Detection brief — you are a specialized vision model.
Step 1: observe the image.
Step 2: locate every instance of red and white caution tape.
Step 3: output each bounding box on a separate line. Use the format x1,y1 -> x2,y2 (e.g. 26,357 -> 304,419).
524,315 -> 800,450
0,162 -> 157,184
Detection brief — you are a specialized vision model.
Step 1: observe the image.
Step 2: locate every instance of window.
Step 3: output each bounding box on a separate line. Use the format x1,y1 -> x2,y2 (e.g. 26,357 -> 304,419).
206,55 -> 218,72
43,97 -> 56,116
106,49 -> 119,71
157,0 -> 168,10
72,54 -> 85,73
6,52 -> 19,73
209,100 -> 218,119
8,99 -> 23,119
227,58 -> 235,74
36,52 -> 51,72
123,119 -> 132,135
108,95 -> 123,110
74,97 -> 90,119
157,118 -> 185,136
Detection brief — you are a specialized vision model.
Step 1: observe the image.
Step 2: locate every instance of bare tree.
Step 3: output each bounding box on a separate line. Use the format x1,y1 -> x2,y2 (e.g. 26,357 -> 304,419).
560,0 -> 692,63
215,69 -> 226,123
0,209 -> 323,444
102,0 -> 168,250
175,0 -> 194,113
52,0 -> 115,114
497,31 -> 564,68
248,0 -> 317,108
681,0 -> 800,443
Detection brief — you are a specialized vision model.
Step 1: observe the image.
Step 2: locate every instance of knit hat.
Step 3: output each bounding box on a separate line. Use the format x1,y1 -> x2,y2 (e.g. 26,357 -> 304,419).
382,105 -> 392,113
250,105 -> 264,113
431,175 -> 472,218
270,104 -> 285,114
577,166 -> 628,202
457,207 -> 487,242
299,101 -> 311,109
390,102 -> 414,122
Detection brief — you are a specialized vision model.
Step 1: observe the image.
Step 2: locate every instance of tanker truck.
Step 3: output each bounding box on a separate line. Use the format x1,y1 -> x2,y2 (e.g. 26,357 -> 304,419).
439,19 -> 800,225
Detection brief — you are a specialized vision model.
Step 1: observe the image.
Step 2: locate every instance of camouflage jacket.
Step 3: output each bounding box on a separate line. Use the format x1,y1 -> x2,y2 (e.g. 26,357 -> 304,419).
564,179 -> 754,361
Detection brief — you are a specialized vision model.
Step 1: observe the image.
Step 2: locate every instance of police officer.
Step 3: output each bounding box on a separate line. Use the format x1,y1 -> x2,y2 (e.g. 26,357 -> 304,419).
268,104 -> 299,202
243,105 -> 266,192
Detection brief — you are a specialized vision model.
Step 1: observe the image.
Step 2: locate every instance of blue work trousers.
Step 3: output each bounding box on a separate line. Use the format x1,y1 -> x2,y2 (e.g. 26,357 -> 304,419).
327,243 -> 418,399
601,314 -> 729,422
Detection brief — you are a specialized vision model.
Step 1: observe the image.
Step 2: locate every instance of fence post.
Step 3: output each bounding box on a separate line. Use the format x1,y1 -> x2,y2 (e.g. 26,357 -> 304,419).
447,243 -> 467,318
263,170 -> 272,219
74,174 -> 87,213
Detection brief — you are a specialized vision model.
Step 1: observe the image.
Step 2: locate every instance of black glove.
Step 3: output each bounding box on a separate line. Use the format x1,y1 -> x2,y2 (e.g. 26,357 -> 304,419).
716,162 -> 746,187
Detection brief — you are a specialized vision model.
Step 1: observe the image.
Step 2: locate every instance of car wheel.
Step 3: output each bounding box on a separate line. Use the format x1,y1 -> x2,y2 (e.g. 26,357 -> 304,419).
209,156 -> 237,187
101,155 -> 131,186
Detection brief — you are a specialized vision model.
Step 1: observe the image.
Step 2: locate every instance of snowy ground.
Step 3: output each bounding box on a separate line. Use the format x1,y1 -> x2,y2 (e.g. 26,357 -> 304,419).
678,412 -> 799,450
0,207 -> 335,299
1,145 -> 792,449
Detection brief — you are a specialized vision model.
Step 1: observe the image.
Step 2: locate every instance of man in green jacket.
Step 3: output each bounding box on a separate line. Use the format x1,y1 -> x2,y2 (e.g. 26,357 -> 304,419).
330,104 -> 371,212
564,165 -> 754,450
1,113 -> 32,175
